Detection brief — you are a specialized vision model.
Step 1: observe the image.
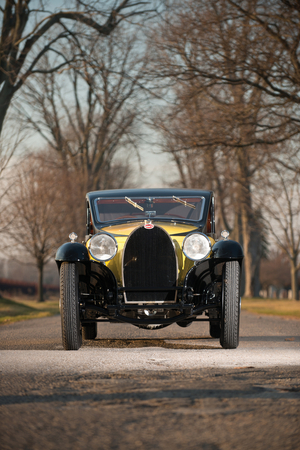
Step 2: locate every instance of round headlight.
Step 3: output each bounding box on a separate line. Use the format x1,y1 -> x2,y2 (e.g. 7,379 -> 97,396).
88,233 -> 117,261
183,233 -> 211,261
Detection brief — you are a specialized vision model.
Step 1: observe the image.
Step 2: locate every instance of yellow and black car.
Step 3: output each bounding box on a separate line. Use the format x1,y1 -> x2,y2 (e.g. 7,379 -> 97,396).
55,189 -> 243,350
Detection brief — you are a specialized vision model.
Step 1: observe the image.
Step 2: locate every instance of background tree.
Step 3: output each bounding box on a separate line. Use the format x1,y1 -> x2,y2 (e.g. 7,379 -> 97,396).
0,121 -> 26,236
17,27 -> 146,195
153,92 -> 235,233
0,134 -> 16,179
225,0 -> 300,148
0,0 -> 159,136
148,0 -> 288,296
258,156 -> 300,300
3,152 -> 74,301
260,250 -> 292,296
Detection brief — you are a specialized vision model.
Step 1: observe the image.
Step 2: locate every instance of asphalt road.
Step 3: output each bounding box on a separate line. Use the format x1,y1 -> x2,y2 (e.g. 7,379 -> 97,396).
0,312 -> 299,450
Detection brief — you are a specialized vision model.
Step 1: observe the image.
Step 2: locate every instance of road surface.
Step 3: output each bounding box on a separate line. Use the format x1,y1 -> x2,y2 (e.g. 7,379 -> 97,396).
0,311 -> 299,450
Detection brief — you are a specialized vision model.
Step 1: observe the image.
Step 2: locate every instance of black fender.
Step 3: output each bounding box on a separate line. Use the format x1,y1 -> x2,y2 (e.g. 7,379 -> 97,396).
212,240 -> 243,260
184,259 -> 214,294
89,260 -> 118,295
55,242 -> 89,266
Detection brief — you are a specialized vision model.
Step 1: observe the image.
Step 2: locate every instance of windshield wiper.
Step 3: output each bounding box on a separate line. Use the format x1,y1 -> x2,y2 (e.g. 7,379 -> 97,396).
173,196 -> 195,209
125,196 -> 144,211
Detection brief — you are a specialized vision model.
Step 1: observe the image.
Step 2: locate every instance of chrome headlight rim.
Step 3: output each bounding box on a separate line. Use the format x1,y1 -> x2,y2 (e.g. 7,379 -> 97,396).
183,232 -> 211,261
88,232 -> 118,262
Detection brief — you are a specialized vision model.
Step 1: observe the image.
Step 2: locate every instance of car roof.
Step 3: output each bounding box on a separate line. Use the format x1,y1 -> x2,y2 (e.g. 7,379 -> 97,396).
86,188 -> 213,202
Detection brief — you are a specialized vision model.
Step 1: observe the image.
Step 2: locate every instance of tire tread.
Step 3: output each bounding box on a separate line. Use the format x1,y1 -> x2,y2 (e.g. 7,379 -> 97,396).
60,262 -> 81,350
220,261 -> 240,349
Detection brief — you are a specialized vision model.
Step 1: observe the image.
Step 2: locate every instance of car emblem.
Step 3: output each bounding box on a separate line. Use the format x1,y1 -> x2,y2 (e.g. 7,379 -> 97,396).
144,222 -> 154,230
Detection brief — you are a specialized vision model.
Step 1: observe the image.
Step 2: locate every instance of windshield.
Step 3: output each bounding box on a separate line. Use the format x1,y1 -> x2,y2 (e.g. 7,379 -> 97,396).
93,196 -> 205,223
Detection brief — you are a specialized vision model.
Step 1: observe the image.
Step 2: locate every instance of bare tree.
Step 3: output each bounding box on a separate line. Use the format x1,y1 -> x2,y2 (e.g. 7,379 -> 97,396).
151,0 -> 300,143
0,130 -> 22,184
148,0 -> 284,296
259,158 -> 300,300
17,27 -> 147,194
225,0 -> 300,125
0,120 -> 26,236
260,250 -> 292,295
0,137 -> 13,180
0,0 -> 159,136
2,152 -> 73,301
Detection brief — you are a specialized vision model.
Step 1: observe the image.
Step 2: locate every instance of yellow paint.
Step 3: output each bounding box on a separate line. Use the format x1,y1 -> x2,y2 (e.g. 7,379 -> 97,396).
86,222 -> 215,286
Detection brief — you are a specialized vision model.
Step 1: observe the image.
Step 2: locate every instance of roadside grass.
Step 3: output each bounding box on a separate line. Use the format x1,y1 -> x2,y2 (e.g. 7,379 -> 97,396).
241,298 -> 300,319
0,296 -> 59,325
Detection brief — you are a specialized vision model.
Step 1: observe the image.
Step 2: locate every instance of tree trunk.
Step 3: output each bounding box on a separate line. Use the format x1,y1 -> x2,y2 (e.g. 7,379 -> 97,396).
37,262 -> 44,302
249,214 -> 263,297
0,82 -> 16,136
253,257 -> 261,297
290,261 -> 299,301
241,205 -> 253,297
236,144 -> 260,298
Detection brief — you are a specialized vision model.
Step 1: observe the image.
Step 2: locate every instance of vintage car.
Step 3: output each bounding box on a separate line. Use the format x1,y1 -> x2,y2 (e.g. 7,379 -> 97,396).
55,188 -> 243,350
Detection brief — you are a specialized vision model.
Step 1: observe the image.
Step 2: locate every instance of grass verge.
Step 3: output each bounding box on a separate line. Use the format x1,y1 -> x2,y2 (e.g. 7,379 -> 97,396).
0,296 -> 60,325
241,298 -> 300,319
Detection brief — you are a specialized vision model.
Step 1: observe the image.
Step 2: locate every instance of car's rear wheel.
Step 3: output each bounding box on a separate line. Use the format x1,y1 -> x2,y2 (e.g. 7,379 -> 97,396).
82,323 -> 97,340
60,262 -> 82,350
220,261 -> 240,349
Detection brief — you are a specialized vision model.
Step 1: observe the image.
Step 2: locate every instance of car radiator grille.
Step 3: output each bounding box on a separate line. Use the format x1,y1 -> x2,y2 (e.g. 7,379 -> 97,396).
123,226 -> 177,303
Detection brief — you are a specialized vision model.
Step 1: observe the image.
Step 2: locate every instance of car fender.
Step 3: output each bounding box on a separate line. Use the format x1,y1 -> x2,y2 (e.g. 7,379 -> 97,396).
55,242 -> 89,264
212,240 -> 243,260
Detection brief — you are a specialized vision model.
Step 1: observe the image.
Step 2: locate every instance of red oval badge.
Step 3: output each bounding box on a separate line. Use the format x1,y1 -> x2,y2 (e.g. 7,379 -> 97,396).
144,223 -> 154,230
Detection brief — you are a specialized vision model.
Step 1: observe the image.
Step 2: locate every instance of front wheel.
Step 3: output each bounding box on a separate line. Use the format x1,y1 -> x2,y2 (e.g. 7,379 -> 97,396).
220,261 -> 241,349
60,262 -> 82,350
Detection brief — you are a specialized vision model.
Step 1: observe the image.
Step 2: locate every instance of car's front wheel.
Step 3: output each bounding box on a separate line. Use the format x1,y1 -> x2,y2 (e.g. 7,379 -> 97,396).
60,262 -> 82,350
220,261 -> 240,349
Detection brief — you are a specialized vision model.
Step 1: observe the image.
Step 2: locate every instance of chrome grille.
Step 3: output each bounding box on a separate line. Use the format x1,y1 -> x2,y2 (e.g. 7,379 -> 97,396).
123,226 -> 177,303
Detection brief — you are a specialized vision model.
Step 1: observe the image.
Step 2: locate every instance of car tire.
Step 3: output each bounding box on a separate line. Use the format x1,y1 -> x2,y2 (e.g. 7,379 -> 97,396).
209,322 -> 221,338
60,262 -> 82,350
220,260 -> 240,349
82,323 -> 97,340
